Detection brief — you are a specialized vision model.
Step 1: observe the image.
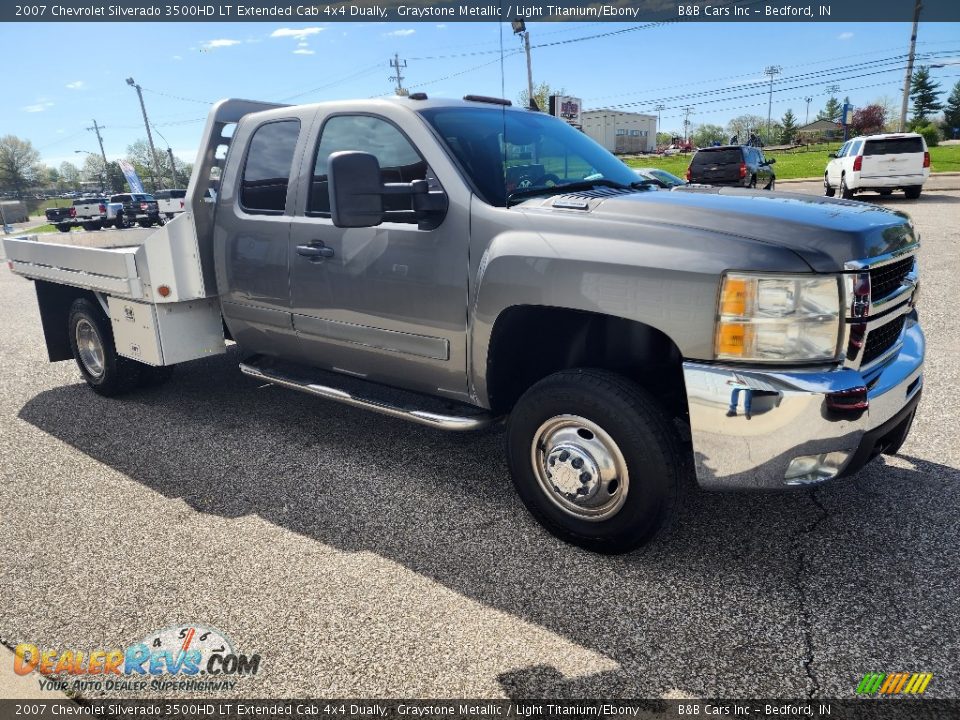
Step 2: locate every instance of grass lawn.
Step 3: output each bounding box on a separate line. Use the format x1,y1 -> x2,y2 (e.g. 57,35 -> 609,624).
23,223 -> 74,234
625,143 -> 960,181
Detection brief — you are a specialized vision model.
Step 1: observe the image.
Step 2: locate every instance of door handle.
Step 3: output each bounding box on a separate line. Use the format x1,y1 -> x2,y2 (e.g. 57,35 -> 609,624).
296,242 -> 335,261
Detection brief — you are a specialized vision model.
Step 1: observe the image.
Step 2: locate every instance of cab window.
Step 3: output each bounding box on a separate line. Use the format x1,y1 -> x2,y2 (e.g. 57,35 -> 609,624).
240,119 -> 301,215
308,114 -> 427,216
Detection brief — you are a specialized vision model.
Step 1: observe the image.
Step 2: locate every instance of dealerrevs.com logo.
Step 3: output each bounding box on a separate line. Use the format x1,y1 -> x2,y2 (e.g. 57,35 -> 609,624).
856,672 -> 934,696
13,624 -> 261,693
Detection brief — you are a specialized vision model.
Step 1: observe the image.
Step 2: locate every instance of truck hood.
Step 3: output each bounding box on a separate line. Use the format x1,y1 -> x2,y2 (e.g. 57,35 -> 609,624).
530,186 -> 917,272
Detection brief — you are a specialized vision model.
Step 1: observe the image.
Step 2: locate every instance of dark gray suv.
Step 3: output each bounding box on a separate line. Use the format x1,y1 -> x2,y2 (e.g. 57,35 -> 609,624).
687,145 -> 776,190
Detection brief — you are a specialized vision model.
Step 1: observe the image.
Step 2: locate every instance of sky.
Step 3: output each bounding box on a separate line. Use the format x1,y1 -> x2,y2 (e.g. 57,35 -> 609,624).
4,20 -> 959,171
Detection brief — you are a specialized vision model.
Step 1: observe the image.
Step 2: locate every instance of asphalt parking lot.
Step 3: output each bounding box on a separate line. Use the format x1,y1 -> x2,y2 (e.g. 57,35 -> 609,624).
1,187 -> 958,701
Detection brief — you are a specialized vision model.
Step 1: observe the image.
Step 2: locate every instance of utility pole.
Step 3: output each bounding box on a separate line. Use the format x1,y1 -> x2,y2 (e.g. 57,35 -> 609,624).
389,54 -> 408,96
125,77 -> 162,191
86,120 -> 109,192
654,103 -> 665,139
764,65 -> 782,142
898,0 -> 922,132
87,120 -> 109,170
682,106 -> 694,145
167,148 -> 179,187
804,97 -> 813,125
512,20 -> 535,109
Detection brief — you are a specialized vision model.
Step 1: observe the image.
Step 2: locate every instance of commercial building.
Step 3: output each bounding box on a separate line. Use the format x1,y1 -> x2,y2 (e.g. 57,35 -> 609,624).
582,110 -> 657,154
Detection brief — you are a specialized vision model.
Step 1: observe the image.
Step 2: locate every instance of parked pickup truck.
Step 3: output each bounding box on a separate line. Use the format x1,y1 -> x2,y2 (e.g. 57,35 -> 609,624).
72,197 -> 123,231
110,193 -> 162,228
2,96 -> 924,553
44,205 -> 77,232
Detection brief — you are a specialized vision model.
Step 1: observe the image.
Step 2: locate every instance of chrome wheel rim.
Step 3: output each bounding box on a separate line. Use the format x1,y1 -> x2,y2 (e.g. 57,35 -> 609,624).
530,414 -> 629,521
75,319 -> 105,378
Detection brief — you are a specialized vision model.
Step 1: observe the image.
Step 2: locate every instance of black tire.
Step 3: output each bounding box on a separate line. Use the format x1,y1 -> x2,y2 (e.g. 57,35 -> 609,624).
138,220 -> 151,228
67,298 -> 141,396
767,178 -> 776,191
748,176 -> 757,189
138,364 -> 175,387
81,222 -> 97,232
115,214 -> 128,230
824,174 -> 836,197
904,186 -> 922,199
840,175 -> 854,199
506,368 -> 683,554
57,224 -> 71,233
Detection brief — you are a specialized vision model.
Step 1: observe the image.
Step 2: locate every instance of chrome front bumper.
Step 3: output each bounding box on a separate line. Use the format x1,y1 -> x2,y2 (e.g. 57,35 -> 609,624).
682,313 -> 924,490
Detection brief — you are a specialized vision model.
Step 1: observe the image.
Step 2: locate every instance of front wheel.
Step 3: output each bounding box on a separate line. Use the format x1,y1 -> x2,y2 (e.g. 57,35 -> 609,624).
68,298 -> 141,396
57,224 -> 72,233
506,369 -> 682,554
115,214 -> 128,229
904,186 -> 922,199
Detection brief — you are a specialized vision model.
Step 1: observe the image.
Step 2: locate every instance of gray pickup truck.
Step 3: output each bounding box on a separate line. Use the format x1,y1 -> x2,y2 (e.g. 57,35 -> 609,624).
2,96 -> 923,553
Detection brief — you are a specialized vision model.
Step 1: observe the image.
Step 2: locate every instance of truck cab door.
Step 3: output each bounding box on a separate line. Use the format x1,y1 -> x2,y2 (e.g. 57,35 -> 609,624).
215,115 -> 308,359
288,111 -> 470,401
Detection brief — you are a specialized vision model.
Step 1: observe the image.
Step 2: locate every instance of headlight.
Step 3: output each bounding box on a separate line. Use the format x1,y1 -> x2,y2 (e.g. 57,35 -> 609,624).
715,273 -> 841,362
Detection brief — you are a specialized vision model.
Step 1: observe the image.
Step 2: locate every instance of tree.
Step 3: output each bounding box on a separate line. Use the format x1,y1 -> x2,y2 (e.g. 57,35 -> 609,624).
0,135 -> 42,196
851,105 -> 885,136
909,65 -> 943,125
873,95 -> 899,131
691,123 -> 726,147
59,161 -> 80,190
780,109 -> 798,144
818,96 -> 842,122
941,80 -> 960,139
125,139 -> 190,190
726,114 -> 766,144
655,131 -> 673,147
517,81 -> 562,112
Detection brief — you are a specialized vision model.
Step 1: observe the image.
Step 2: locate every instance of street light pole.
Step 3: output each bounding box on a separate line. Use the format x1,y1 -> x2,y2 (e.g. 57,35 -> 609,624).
804,96 -> 813,125
764,65 -> 782,143
125,77 -> 162,192
898,0 -> 922,132
512,20 -> 535,109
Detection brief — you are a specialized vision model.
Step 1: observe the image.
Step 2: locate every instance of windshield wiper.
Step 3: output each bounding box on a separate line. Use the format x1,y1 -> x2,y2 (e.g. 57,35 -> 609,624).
506,178 -> 633,206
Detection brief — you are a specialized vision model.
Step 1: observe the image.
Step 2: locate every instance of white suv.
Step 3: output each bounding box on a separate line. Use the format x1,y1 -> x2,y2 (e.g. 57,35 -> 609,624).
824,132 -> 930,200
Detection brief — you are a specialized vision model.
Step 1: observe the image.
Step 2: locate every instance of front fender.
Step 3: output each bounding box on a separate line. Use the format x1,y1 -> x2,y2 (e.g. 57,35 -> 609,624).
468,202 -> 812,408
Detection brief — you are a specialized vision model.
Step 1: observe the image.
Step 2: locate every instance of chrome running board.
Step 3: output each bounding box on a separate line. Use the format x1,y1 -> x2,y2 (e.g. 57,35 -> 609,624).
239,361 -> 497,432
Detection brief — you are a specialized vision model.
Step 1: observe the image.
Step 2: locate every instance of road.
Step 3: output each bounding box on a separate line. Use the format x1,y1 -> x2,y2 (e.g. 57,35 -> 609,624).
1,190 -> 958,701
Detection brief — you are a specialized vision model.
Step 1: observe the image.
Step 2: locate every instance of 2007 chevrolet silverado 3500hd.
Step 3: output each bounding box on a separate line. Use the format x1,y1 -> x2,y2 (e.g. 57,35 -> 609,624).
2,96 -> 924,552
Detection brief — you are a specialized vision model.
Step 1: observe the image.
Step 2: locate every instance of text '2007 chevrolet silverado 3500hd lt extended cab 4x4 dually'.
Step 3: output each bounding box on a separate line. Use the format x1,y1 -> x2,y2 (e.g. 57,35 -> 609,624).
2,96 -> 924,553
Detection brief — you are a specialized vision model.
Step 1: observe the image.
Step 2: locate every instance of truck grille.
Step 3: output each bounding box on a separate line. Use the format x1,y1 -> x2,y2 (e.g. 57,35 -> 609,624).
861,315 -> 906,366
870,256 -> 914,302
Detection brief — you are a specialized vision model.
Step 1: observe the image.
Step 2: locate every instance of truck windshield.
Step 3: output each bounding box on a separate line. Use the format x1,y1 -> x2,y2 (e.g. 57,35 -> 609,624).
418,106 -> 639,207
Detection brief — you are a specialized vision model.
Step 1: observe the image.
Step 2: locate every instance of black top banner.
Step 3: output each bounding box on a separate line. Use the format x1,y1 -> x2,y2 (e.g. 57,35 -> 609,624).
4,0 -> 960,23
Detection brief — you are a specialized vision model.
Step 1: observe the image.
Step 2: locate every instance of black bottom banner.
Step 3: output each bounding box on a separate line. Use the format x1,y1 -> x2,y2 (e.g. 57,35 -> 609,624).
1,700 -> 958,720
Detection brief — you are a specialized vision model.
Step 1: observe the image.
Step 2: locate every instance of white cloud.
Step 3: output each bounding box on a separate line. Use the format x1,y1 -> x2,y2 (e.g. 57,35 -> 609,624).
22,101 -> 54,113
837,32 -> 854,40
297,40 -> 309,47
65,80 -> 86,90
383,29 -> 415,37
202,38 -> 242,50
172,55 -> 182,61
293,48 -> 315,55
271,27 -> 324,39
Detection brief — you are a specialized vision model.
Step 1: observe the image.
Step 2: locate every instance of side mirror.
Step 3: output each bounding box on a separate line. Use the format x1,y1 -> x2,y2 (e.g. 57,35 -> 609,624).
827,152 -> 837,159
328,151 -> 448,230
766,158 -> 776,165
328,151 -> 384,228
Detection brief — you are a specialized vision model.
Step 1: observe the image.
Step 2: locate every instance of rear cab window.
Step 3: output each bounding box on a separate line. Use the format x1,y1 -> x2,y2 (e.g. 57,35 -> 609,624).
240,119 -> 301,215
